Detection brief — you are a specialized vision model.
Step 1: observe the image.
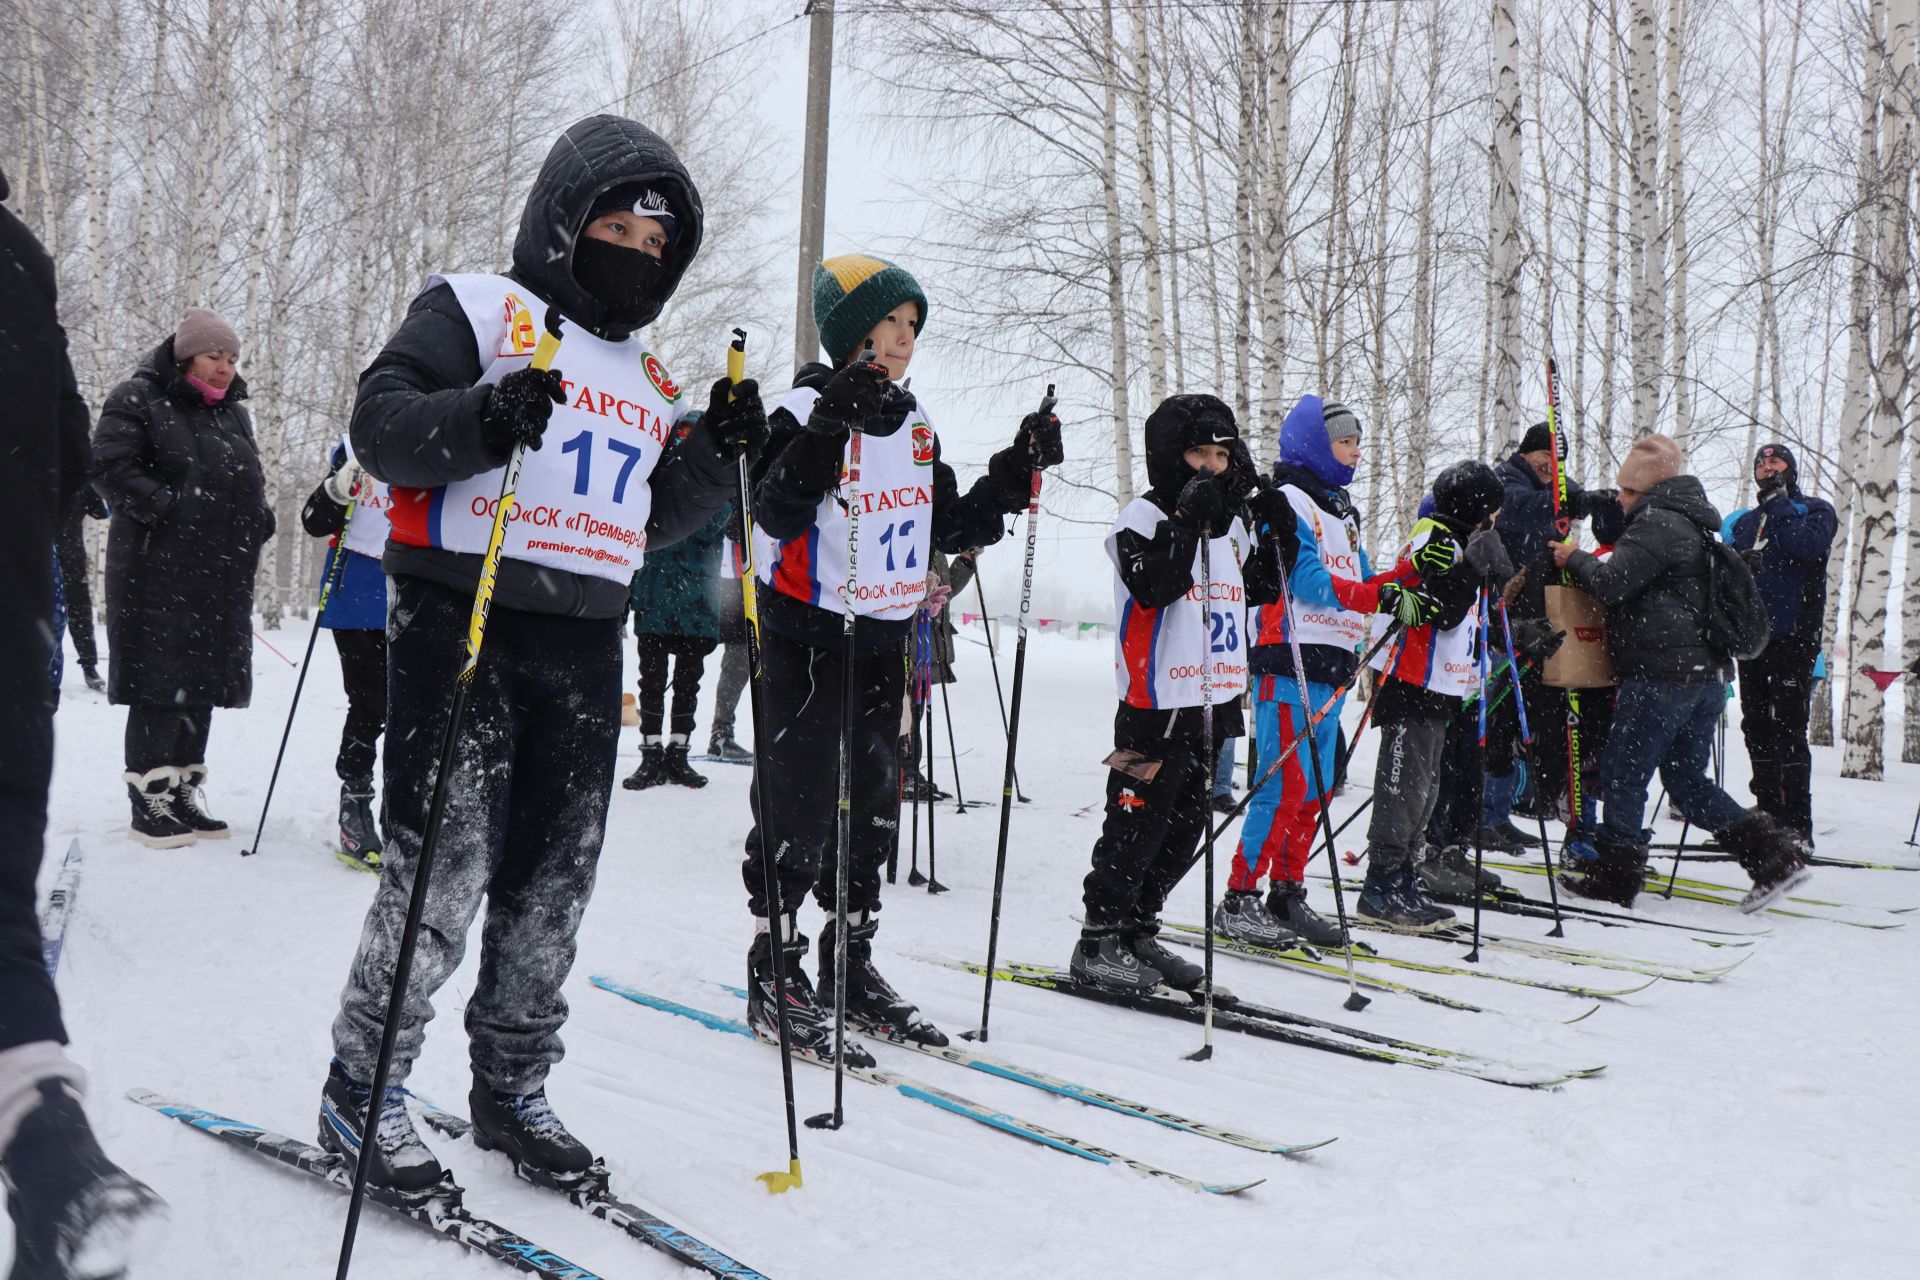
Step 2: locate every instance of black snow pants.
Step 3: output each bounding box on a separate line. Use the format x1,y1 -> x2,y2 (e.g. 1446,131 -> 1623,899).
1738,637 -> 1816,840
332,628 -> 387,782
1081,703 -> 1221,934
635,632 -> 715,740
332,575 -> 620,1094
53,508 -> 97,671
740,625 -> 902,922
0,680 -> 63,1052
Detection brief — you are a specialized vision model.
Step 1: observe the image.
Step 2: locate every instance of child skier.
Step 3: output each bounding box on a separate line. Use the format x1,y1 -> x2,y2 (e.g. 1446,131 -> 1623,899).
301,441 -> 392,871
741,254 -> 1061,1063
322,115 -> 765,1194
1216,396 -> 1438,948
1072,394 -> 1299,993
1356,461 -> 1508,930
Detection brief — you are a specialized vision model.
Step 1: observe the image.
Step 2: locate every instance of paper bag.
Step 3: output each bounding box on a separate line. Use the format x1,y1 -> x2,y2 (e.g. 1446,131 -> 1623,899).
1543,585 -> 1616,689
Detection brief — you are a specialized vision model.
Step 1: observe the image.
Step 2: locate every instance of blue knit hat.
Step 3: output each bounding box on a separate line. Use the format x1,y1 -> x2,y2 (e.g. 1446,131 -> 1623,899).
812,254 -> 929,363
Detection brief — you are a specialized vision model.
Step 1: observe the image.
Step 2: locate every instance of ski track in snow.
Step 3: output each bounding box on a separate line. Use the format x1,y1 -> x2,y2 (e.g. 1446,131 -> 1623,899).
16,618 -> 1918,1279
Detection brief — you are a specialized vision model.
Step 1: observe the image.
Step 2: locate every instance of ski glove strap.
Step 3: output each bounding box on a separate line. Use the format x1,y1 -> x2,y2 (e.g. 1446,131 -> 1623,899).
480,366 -> 566,460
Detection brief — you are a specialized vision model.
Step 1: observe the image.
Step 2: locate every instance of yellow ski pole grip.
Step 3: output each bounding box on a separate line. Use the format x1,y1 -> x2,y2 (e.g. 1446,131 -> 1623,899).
463,309 -> 564,681
727,326 -> 746,396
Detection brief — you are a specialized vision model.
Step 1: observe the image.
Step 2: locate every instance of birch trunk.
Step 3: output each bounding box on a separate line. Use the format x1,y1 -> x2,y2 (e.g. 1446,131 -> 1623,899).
1489,0 -> 1524,452
81,0 -> 111,393
1664,0 -> 1692,445
1842,0 -> 1915,781
1601,0 -> 1624,461
1405,11 -> 1440,515
1258,1 -> 1292,431
1574,3 -> 1596,448
1627,0 -> 1665,438
1233,0 -> 1258,430
134,0 -> 175,334
1101,0 -> 1135,503
1130,6 -> 1167,403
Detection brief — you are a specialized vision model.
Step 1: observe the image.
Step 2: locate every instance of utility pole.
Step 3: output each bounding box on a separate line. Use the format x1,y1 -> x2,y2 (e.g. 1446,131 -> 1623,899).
794,0 -> 835,375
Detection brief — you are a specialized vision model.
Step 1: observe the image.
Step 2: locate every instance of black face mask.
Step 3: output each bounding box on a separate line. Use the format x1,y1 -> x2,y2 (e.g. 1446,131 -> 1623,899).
572,236 -> 669,326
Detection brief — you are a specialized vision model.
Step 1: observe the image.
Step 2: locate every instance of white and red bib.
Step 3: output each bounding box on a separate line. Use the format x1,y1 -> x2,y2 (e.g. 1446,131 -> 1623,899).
385,273 -> 682,584
1252,484 -> 1371,654
337,434 -> 394,561
755,385 -> 937,621
1369,520 -> 1481,698
1108,497 -> 1250,709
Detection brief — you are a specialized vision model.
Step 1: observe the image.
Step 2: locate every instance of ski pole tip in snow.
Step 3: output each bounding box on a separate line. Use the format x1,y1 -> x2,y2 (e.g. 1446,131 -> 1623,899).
756,1159 -> 803,1194
1342,992 -> 1372,1013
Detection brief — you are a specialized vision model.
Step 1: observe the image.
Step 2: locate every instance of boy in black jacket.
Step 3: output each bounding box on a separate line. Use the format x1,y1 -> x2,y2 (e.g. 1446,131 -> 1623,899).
740,255 -> 1061,1062
1073,395 -> 1299,993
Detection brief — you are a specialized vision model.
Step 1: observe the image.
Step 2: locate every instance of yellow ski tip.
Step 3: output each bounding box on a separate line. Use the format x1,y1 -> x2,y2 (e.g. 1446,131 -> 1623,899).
756,1159 -> 803,1194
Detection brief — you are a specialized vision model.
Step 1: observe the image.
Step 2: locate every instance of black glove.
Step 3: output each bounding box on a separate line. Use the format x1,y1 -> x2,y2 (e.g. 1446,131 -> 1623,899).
1510,617 -> 1566,662
1012,407 -> 1064,470
1379,581 -> 1440,627
1755,474 -> 1789,507
1222,439 -> 1259,507
1465,527 -> 1515,584
1573,487 -> 1617,519
1248,481 -> 1301,568
480,366 -> 566,459
807,356 -> 891,435
1173,473 -> 1232,538
1411,537 -> 1457,579
703,376 -> 768,461
84,488 -> 110,520
1741,547 -> 1768,574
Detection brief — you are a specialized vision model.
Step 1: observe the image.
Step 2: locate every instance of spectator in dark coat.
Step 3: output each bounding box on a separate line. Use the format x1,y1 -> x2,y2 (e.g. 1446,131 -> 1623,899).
1720,442 -> 1837,845
0,164 -> 164,1277
53,492 -> 108,692
1551,434 -> 1806,912
623,414 -> 729,792
90,306 -> 274,848
1485,423 -> 1629,843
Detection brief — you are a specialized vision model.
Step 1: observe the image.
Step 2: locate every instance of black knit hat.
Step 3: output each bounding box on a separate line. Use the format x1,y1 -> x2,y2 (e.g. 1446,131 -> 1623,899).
1518,421 -> 1558,456
1755,441 -> 1797,481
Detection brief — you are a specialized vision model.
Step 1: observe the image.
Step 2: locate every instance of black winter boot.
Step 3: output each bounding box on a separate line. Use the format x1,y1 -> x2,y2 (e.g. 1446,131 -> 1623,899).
4,1079 -> 164,1280
1716,812 -> 1812,913
820,913 -> 947,1046
659,738 -> 708,789
707,727 -> 753,763
81,666 -> 105,694
123,769 -> 196,849
746,924 -> 876,1068
317,1058 -> 448,1196
168,764 -> 229,838
621,740 -> 668,790
468,1083 -> 598,1187
337,778 -> 382,872
1559,838 -> 1647,908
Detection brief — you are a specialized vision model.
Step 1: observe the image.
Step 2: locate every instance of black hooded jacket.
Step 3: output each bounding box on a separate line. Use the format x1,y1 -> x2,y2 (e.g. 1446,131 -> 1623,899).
748,362 -> 1029,653
1563,474 -> 1729,681
1494,450 -> 1627,620
349,115 -> 729,619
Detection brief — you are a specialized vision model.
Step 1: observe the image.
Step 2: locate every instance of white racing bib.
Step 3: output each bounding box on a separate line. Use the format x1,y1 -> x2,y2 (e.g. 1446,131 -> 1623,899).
337,434 -> 394,561
384,273 -> 681,583
756,385 -> 936,621
1369,521 -> 1481,698
1108,497 -> 1250,709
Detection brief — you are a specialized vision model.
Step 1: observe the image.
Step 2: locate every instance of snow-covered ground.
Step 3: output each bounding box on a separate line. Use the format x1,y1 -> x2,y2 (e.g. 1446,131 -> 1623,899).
18,619 -> 1919,1279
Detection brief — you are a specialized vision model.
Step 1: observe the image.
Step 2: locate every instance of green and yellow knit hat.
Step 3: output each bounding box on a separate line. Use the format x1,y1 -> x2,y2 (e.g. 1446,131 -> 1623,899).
811,254 -> 929,363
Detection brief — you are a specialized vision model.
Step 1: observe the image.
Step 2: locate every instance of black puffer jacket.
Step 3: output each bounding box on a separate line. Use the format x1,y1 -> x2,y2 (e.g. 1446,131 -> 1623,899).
1494,451 -> 1626,620
91,338 -> 274,707
350,114 -> 729,619
1563,474 -> 1727,681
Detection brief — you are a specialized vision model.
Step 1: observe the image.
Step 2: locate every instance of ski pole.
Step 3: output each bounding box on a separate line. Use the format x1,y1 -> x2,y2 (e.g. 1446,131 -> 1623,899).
728,331 -> 805,1192
1663,722 -> 1712,899
939,676 -> 967,813
1185,534 -> 1219,1060
251,629 -> 298,666
907,638 -> 926,886
807,351 -> 873,1133
888,638 -> 909,886
336,311 -> 564,1278
1467,589 -> 1492,962
1497,597 -> 1564,937
242,492 -> 358,857
923,634 -> 946,895
967,383 -> 1052,1043
971,571 -> 1030,802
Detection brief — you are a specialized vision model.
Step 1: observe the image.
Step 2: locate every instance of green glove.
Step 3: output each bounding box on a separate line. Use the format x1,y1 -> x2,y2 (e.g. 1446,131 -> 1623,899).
1379,582 -> 1439,627
1411,538 -> 1458,578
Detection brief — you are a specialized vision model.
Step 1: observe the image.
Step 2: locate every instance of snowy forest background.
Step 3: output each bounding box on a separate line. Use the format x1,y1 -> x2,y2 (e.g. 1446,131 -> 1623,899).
4,0 -> 1917,779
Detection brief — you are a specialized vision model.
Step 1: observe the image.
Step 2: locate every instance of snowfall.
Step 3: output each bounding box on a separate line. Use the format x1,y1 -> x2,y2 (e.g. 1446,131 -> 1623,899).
14,618 -> 1918,1280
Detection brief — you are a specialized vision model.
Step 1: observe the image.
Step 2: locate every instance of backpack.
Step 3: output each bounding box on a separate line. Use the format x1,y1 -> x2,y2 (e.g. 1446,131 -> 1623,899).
1699,534 -> 1771,661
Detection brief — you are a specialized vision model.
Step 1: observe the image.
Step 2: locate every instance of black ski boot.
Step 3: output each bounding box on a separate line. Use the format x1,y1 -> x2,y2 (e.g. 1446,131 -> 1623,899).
1069,930 -> 1163,993
1267,880 -> 1348,946
707,727 -> 753,763
1213,888 -> 1301,948
1123,923 -> 1209,995
81,666 -> 105,694
1416,845 -> 1487,905
1471,824 -> 1525,853
337,777 -> 382,873
1356,862 -> 1452,931
1716,812 -> 1812,913
821,913 -> 948,1046
4,1079 -> 164,1280
1490,820 -> 1540,848
168,764 -> 229,839
1559,838 -> 1648,908
122,769 -> 196,849
468,1083 -> 598,1188
746,924 -> 876,1068
659,738 -> 708,789
317,1058 -> 449,1196
900,763 -> 949,803
621,740 -> 668,791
